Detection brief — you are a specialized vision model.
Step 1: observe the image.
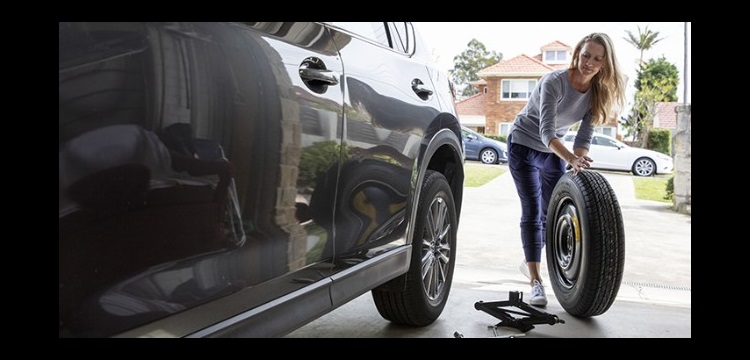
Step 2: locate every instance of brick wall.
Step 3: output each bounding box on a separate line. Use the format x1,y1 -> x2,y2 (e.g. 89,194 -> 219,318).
483,77 -> 527,135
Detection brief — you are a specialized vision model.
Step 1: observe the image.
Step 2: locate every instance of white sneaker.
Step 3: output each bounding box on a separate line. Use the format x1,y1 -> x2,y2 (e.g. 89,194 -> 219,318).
529,279 -> 548,307
519,261 -> 530,280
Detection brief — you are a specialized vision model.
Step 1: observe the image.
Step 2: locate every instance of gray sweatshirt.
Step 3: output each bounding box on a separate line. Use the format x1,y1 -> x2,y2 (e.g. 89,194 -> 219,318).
508,69 -> 595,153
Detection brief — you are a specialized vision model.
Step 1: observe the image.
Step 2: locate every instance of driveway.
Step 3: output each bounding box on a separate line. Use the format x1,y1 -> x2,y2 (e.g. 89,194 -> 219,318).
455,164 -> 691,301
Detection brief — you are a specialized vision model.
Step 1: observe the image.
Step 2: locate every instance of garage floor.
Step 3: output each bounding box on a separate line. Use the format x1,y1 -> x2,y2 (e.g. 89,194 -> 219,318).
285,280 -> 690,338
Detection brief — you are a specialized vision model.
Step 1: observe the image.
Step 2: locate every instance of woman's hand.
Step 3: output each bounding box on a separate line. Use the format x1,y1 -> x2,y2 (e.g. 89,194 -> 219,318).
549,139 -> 592,175
568,155 -> 593,175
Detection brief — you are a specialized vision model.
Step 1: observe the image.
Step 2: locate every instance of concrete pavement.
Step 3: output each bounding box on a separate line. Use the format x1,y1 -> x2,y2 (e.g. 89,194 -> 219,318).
286,165 -> 691,338
454,164 -> 691,307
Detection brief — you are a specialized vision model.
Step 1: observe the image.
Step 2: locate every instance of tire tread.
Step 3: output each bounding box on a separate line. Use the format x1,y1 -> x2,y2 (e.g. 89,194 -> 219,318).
547,170 -> 625,317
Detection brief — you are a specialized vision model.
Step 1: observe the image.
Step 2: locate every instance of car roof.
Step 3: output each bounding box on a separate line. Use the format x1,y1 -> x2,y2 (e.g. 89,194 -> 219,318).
565,131 -> 615,139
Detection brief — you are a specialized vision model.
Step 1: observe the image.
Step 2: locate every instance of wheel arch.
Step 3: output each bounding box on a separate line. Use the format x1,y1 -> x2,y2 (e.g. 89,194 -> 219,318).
409,116 -> 464,240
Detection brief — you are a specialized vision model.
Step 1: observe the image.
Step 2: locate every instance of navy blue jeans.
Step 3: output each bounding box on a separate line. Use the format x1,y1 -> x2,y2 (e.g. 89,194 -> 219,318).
507,137 -> 566,263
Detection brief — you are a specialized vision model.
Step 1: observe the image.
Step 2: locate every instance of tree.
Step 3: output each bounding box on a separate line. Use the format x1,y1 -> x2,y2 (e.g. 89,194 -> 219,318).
449,39 -> 502,99
622,25 -> 671,148
620,57 -> 679,147
634,57 -> 679,101
624,25 -> 664,65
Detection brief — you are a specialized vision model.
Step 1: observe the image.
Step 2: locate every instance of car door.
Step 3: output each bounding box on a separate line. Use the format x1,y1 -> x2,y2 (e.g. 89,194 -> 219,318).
590,134 -> 629,171
320,22 -> 446,304
59,22 -> 347,338
462,128 -> 480,160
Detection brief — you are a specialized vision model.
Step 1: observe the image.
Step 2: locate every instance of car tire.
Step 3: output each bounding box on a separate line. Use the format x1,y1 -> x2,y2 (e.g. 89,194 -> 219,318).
372,170 -> 457,326
545,170 -> 625,317
632,157 -> 656,176
480,149 -> 498,164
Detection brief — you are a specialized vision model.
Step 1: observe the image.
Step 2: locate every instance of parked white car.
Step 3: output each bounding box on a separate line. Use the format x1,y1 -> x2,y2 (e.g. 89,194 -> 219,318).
562,132 -> 673,177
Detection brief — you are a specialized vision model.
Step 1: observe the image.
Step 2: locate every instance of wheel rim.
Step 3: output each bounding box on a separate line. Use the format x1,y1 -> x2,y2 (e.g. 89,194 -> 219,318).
549,197 -> 583,289
481,150 -> 496,164
634,159 -> 654,176
420,196 -> 451,302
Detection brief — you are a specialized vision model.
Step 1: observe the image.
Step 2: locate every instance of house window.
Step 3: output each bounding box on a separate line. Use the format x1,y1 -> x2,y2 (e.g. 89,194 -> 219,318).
595,127 -> 615,137
499,123 -> 512,136
544,50 -> 568,64
501,79 -> 536,101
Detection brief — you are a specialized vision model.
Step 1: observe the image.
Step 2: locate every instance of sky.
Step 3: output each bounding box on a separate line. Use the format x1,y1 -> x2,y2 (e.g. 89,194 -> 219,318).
413,22 -> 691,106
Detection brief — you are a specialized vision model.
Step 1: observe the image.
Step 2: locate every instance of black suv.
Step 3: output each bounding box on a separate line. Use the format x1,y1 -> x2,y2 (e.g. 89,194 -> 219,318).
59,22 -> 465,337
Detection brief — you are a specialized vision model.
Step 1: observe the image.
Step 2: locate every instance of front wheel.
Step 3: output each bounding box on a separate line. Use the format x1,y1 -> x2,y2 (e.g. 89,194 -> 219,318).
372,170 -> 457,326
546,171 -> 625,317
632,157 -> 656,176
480,149 -> 498,164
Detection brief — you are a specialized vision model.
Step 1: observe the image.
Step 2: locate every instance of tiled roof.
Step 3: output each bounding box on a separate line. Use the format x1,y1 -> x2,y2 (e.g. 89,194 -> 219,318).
455,92 -> 486,116
530,53 -> 569,70
477,54 -> 556,77
469,79 -> 487,86
540,40 -> 572,50
655,102 -> 678,130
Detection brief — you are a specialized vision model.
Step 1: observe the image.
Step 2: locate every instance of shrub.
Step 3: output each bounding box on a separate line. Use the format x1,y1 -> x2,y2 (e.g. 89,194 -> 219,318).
664,176 -> 674,201
648,128 -> 672,156
487,134 -> 507,143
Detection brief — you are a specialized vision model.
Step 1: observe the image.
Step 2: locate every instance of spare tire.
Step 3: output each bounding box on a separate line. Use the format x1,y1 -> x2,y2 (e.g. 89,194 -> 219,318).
545,170 -> 625,317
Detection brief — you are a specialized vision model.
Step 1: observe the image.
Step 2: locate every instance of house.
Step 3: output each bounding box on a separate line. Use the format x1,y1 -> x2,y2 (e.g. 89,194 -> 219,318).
456,40 -> 619,138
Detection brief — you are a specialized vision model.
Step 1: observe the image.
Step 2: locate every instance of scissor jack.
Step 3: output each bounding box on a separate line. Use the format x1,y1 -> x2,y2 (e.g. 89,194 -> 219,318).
475,291 -> 565,333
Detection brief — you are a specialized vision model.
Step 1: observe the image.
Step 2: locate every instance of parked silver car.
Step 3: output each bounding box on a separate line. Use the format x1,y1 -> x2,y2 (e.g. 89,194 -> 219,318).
461,126 -> 508,164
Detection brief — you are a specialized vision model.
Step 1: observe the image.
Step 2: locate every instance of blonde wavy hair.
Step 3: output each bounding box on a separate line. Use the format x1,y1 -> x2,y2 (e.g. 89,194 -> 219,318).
569,33 -> 627,125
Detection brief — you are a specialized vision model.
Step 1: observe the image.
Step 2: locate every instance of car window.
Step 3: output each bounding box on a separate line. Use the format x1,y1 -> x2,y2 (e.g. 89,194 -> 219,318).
329,22 -> 389,48
330,22 -> 414,55
596,136 -> 618,148
386,22 -> 413,54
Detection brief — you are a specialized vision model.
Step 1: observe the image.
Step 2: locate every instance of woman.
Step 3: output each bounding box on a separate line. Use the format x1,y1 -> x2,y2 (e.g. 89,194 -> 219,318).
507,33 -> 626,306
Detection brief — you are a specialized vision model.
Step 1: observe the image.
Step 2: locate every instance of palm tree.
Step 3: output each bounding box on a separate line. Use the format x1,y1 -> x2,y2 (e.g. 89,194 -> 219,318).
624,25 -> 664,65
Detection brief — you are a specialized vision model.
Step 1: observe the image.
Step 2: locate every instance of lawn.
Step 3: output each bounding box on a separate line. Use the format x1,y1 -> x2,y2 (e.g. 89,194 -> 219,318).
464,163 -> 506,187
464,162 -> 671,203
633,176 -> 672,203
